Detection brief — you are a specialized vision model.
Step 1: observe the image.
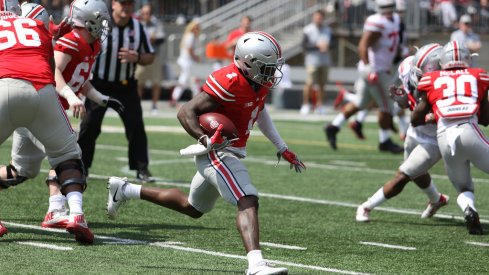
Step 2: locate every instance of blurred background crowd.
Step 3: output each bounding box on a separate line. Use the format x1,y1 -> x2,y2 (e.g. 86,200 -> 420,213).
31,0 -> 489,112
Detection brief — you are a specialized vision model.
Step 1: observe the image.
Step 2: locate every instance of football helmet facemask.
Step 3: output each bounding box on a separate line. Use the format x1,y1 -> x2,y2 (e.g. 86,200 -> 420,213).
409,43 -> 443,88
439,40 -> 472,69
234,31 -> 284,88
0,0 -> 21,16
69,0 -> 110,40
21,2 -> 49,30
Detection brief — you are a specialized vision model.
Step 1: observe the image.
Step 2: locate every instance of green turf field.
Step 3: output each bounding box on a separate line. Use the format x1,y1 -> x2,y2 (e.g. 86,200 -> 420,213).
1,113 -> 488,274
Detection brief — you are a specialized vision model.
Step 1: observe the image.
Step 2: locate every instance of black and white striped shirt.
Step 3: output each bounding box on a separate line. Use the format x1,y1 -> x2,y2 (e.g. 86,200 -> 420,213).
93,17 -> 154,82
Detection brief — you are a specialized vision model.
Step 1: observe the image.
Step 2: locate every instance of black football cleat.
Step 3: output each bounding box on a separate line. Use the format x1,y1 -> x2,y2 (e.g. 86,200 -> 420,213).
137,168 -> 155,183
325,125 -> 339,150
349,120 -> 366,140
464,206 -> 483,235
378,138 -> 403,154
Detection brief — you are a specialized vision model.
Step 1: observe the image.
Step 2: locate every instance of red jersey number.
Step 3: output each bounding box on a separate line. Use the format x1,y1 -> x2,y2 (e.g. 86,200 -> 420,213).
0,18 -> 40,50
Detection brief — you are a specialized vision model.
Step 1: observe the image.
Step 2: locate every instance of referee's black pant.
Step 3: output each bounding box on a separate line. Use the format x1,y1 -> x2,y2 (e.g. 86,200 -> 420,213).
78,78 -> 149,172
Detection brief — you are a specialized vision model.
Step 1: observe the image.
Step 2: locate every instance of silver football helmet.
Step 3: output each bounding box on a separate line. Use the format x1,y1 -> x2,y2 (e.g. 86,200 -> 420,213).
376,0 -> 396,13
0,0 -> 21,16
439,40 -> 472,69
69,0 -> 110,40
21,2 -> 49,30
409,43 -> 443,88
234,31 -> 284,88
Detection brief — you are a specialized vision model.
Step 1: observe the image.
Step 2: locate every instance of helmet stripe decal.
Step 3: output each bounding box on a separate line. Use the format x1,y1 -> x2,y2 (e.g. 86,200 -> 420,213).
453,41 -> 459,61
256,31 -> 282,57
27,5 -> 45,19
416,44 -> 439,68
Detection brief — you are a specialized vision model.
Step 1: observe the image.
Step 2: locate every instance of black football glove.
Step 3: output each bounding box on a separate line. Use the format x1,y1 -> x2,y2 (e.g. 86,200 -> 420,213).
104,97 -> 125,114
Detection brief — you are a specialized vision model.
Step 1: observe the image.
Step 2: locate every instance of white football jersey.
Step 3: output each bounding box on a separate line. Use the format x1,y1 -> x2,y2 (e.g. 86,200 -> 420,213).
359,13 -> 401,72
397,56 -> 437,144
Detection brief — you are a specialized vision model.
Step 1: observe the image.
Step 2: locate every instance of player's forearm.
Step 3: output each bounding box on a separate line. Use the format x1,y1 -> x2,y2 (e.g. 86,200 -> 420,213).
177,107 -> 206,140
256,108 -> 287,151
83,84 -> 109,106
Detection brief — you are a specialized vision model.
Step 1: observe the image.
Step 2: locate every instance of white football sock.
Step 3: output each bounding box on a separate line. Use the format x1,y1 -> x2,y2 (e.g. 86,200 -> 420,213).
332,113 -> 346,127
66,191 -> 83,215
247,250 -> 264,269
48,194 -> 66,212
379,129 -> 391,143
421,181 -> 441,203
362,187 -> 387,210
123,183 -> 142,199
457,191 -> 476,212
356,109 -> 369,123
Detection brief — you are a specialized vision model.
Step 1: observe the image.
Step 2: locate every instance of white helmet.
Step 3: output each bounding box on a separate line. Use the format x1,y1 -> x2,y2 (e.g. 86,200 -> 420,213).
0,0 -> 21,16
440,41 -> 472,69
376,0 -> 396,13
234,31 -> 284,88
21,2 -> 49,30
409,43 -> 443,87
69,0 -> 110,39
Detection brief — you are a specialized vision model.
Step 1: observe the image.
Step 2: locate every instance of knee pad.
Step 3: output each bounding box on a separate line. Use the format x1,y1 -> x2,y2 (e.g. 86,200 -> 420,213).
55,160 -> 87,193
0,164 -> 28,189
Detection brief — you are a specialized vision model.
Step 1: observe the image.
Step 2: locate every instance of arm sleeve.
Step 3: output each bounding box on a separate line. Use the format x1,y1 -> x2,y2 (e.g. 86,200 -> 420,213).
256,107 -> 287,152
138,20 -> 155,54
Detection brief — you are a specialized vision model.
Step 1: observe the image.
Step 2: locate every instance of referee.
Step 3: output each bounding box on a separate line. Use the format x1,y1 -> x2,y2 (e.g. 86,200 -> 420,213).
78,0 -> 155,182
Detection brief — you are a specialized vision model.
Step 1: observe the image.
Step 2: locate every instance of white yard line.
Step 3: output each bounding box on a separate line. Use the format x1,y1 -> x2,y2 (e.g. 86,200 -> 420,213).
465,241 -> 489,247
2,222 -> 366,274
260,242 -> 307,250
150,242 -> 368,275
359,241 -> 416,251
17,241 -> 73,251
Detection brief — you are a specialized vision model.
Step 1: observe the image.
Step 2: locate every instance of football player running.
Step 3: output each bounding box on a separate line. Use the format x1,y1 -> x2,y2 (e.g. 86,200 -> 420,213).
325,0 -> 403,153
107,32 -> 304,275
0,0 -> 91,244
412,41 -> 489,235
356,44 -> 450,222
0,0 -> 122,230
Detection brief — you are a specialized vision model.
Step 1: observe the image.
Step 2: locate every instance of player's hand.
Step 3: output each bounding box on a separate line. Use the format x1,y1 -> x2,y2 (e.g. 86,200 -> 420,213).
361,64 -> 378,84
389,85 -> 409,108
104,97 -> 125,114
276,148 -> 306,173
202,124 -> 233,151
49,16 -> 73,40
68,97 -> 86,119
118,48 -> 140,64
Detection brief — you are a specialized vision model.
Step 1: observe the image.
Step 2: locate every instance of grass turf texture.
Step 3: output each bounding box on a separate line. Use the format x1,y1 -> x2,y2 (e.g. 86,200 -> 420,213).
1,115 -> 488,274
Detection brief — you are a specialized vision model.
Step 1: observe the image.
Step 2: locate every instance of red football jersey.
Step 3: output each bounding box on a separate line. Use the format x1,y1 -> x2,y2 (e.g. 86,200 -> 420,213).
55,30 -> 101,109
203,64 -> 269,147
0,16 -> 54,90
417,68 -> 489,121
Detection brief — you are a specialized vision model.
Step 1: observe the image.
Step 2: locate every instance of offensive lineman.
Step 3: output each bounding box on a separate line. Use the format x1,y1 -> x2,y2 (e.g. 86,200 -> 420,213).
412,41 -> 489,235
356,44 -> 449,222
0,0 -> 92,244
325,0 -> 403,153
0,0 -> 123,229
106,32 -> 304,275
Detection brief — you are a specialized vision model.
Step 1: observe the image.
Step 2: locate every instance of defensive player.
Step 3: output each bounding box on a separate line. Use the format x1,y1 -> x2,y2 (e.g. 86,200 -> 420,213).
325,0 -> 403,153
412,41 -> 489,235
0,0 -> 92,244
0,0 -> 122,230
356,44 -> 449,222
107,32 -> 304,275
